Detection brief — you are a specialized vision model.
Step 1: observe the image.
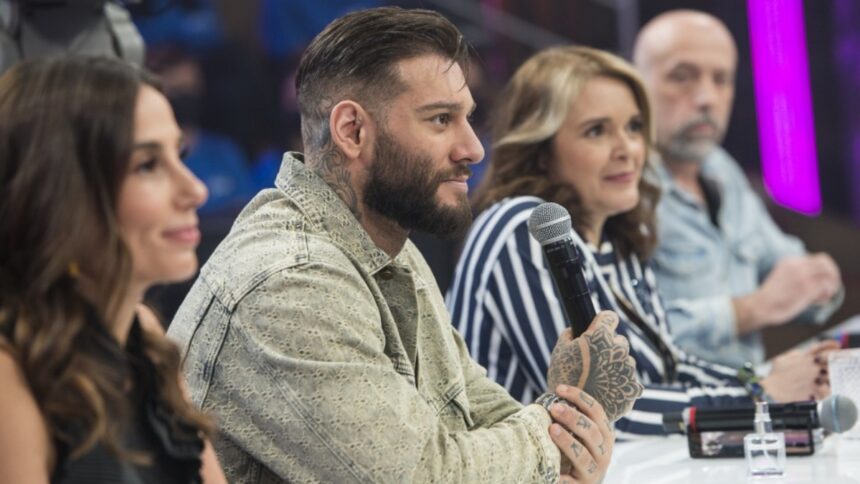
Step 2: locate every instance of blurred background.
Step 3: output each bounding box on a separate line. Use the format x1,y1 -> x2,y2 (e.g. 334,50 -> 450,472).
4,0 -> 859,356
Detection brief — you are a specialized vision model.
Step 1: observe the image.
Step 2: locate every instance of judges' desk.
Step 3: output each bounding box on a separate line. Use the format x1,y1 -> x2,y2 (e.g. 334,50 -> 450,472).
604,435 -> 860,483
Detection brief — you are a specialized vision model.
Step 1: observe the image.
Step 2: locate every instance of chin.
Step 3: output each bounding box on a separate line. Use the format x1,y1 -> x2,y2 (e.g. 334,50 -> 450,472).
169,261 -> 199,283
439,192 -> 470,209
141,258 -> 199,286
609,197 -> 640,216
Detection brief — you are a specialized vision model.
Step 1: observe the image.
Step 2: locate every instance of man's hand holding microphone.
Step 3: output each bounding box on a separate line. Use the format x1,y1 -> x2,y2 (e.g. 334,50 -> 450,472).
538,311 -> 643,483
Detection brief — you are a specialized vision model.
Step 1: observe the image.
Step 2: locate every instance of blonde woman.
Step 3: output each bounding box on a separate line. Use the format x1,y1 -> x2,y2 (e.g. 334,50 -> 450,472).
447,46 -> 837,437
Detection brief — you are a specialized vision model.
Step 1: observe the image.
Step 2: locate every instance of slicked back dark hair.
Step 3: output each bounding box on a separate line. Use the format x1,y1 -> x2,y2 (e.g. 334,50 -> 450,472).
296,6 -> 470,153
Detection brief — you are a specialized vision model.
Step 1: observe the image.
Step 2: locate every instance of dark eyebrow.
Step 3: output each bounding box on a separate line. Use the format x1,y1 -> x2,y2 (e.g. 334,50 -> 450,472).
131,141 -> 161,152
669,62 -> 699,72
577,117 -> 609,130
131,135 -> 185,152
416,101 -> 477,115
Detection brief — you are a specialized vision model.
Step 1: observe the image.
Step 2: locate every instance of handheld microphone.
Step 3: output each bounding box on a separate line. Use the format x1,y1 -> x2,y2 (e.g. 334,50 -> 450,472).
527,202 -> 596,337
663,395 -> 857,458
662,394 -> 858,434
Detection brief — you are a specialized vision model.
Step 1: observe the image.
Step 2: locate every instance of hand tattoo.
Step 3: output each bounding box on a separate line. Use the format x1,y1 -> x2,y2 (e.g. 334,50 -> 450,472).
547,315 -> 643,421
576,415 -> 591,430
580,391 -> 595,408
570,441 -> 583,458
586,459 -> 598,474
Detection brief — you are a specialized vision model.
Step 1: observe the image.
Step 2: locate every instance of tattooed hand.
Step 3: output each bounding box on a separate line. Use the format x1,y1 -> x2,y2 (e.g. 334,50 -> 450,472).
546,310 -> 642,421
544,386 -> 614,484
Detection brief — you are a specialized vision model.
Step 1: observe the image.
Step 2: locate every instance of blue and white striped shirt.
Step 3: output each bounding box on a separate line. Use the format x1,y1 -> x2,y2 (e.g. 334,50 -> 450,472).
447,196 -> 753,437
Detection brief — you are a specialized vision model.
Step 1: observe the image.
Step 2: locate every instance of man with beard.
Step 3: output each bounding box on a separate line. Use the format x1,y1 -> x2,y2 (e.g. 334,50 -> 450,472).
169,7 -> 641,483
633,10 -> 843,369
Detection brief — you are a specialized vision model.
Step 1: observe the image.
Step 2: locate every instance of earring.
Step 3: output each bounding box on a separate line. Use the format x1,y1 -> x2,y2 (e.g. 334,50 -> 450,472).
68,262 -> 80,278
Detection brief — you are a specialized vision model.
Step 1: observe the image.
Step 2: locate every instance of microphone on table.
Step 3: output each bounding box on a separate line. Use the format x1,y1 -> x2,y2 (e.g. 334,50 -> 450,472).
527,202 -> 596,338
662,394 -> 858,435
662,394 -> 858,458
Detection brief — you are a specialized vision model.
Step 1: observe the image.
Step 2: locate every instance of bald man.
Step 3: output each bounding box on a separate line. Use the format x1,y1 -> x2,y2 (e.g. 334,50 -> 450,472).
633,10 -> 843,369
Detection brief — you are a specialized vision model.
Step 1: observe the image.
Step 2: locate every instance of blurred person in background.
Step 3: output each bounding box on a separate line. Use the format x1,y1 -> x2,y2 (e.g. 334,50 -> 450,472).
0,56 -> 225,483
447,45 -> 839,437
633,10 -> 843,368
149,46 -> 256,214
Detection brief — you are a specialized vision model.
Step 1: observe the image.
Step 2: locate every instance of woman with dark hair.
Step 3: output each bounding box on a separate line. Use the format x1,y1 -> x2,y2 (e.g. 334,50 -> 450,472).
447,46 -> 837,437
0,57 -> 226,482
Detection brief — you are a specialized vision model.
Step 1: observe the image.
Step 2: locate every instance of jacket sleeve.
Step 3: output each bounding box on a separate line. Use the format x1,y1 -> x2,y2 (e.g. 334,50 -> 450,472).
193,246 -> 560,484
747,190 -> 844,326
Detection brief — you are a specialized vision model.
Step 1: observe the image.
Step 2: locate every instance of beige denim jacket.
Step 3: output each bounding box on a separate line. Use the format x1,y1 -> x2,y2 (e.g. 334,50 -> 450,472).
168,152 -> 560,483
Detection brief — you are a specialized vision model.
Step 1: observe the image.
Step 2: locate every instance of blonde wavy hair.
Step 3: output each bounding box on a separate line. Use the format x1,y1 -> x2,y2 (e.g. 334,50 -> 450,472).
472,45 -> 660,258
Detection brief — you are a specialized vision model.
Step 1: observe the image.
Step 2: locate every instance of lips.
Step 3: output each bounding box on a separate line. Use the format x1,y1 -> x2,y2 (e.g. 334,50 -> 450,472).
683,119 -> 719,138
604,172 -> 636,183
163,226 -> 201,245
689,123 -> 715,134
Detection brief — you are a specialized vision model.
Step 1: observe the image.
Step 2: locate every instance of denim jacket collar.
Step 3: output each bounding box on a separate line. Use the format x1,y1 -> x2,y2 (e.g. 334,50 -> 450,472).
653,150 -> 726,209
275,151 -> 393,276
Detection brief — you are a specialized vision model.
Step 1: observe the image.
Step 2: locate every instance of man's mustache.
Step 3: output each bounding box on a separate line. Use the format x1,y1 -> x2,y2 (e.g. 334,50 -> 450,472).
434,165 -> 473,183
679,115 -> 720,136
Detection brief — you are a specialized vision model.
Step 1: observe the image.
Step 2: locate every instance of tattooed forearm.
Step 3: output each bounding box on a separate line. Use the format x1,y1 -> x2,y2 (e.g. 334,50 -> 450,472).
309,145 -> 362,220
546,313 -> 643,421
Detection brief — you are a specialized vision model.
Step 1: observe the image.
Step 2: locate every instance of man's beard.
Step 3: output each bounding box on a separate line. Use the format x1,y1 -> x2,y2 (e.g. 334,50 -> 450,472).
661,114 -> 724,164
364,131 -> 473,239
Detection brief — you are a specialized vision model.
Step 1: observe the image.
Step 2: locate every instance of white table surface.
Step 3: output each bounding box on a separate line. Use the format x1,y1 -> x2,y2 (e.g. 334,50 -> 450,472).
604,434 -> 860,483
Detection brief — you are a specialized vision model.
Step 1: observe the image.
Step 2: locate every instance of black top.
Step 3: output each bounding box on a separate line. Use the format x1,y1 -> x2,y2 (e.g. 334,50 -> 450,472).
3,305 -> 205,484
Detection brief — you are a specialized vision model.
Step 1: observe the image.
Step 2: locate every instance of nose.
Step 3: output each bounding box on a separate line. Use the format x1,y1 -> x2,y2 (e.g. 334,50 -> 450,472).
451,121 -> 485,166
694,77 -> 719,111
176,163 -> 209,209
613,128 -> 642,161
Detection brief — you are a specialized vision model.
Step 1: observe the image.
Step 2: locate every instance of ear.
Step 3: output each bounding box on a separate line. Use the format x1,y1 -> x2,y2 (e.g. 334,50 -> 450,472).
329,100 -> 374,161
537,141 -> 553,172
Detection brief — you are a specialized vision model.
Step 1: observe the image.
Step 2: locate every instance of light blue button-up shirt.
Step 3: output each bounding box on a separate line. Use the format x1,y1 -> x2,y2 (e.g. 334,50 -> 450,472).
651,147 -> 838,368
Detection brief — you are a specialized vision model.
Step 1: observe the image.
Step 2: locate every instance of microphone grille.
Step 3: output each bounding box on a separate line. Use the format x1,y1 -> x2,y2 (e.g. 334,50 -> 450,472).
819,394 -> 858,433
527,202 -> 572,245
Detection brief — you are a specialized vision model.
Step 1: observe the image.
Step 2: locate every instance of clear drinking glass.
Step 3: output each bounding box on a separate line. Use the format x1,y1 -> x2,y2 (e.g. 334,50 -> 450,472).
829,348 -> 860,439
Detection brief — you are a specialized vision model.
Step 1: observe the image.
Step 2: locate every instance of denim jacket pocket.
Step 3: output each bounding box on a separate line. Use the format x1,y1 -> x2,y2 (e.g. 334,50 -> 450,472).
731,235 -> 763,264
438,381 -> 475,430
656,244 -> 711,277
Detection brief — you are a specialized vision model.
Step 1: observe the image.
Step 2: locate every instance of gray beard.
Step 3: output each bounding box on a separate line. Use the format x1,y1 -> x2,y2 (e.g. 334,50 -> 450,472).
660,137 -> 718,165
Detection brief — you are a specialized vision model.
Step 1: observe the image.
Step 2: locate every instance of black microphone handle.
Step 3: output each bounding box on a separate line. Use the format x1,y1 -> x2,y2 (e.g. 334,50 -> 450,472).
678,401 -> 820,432
692,411 -> 817,432
543,239 -> 596,337
694,401 -> 819,423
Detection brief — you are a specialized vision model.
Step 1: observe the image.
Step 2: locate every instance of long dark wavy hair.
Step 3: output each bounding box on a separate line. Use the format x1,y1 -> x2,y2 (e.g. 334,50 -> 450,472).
472,46 -> 660,259
0,57 -> 213,461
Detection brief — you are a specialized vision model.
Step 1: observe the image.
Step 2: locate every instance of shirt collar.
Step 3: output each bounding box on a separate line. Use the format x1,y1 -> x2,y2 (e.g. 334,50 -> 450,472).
275,152 -> 393,275
652,150 -> 724,209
